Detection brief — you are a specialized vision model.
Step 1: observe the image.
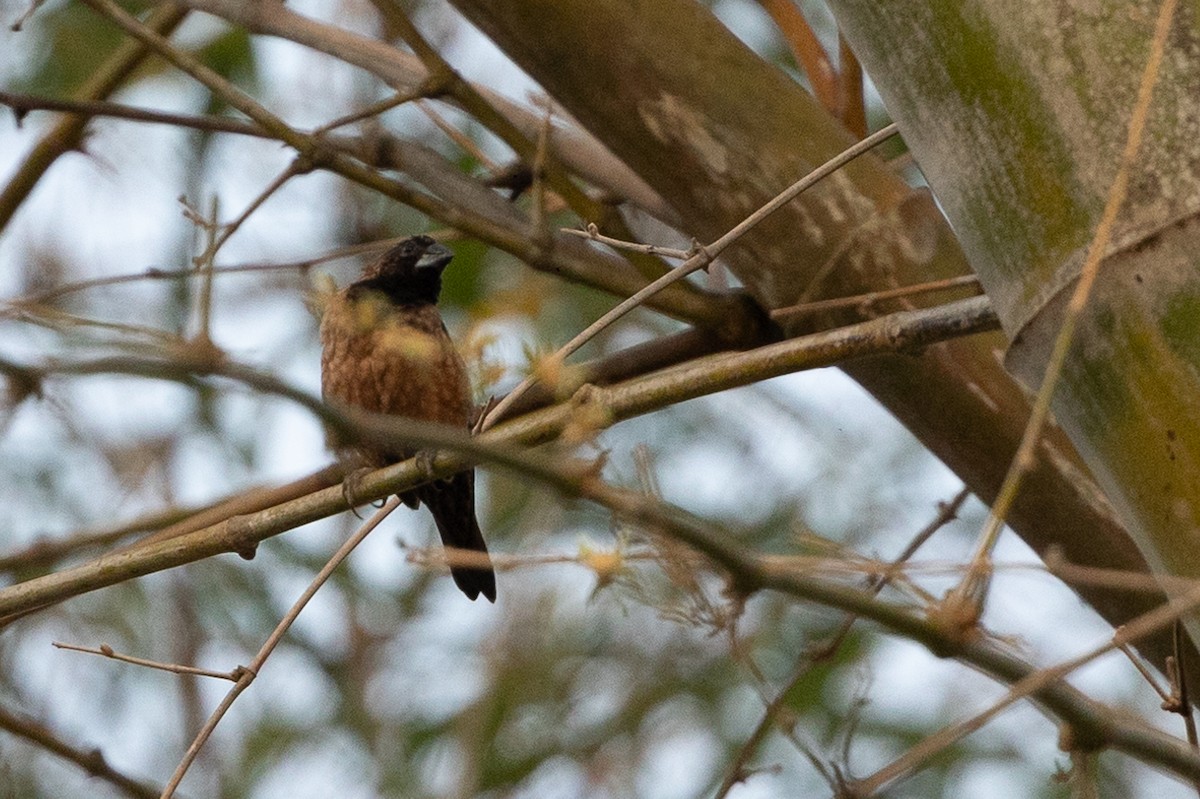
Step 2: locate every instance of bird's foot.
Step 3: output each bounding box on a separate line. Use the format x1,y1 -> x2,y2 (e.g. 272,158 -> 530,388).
341,467 -> 375,518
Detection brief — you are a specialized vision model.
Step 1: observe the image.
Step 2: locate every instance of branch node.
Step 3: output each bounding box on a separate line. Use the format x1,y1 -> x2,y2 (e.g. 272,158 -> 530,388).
81,746 -> 110,777
561,384 -> 615,444
688,239 -> 714,270
418,66 -> 456,100
4,362 -> 44,405
925,584 -> 985,651
230,664 -> 255,682
225,514 -> 259,560
293,146 -> 334,175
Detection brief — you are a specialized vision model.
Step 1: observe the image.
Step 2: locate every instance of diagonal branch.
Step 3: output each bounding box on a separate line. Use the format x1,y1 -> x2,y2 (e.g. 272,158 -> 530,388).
168,0 -> 676,222
0,5 -> 188,231
159,497 -> 401,799
4,298 -> 1200,784
0,295 -> 997,620
0,706 -> 161,799
74,0 -> 734,329
480,123 -> 900,429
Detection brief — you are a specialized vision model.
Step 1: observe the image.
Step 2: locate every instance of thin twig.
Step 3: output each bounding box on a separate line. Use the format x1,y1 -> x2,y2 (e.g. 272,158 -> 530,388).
315,90 -> 421,135
193,196 -> 219,347
852,574 -> 1200,795
160,496 -> 401,798
770,274 -> 981,320
404,543 -> 615,573
0,295 -> 997,621
416,98 -> 499,172
0,90 -> 266,136
0,705 -> 161,799
53,641 -> 238,680
4,303 -> 180,344
9,0 -> 49,31
1115,633 -> 1172,703
1175,620 -> 1200,749
481,122 -> 902,430
12,240 -> 390,306
946,0 -> 1178,628
192,161 -> 304,282
1172,620 -> 1200,798
561,224 -> 692,260
714,487 -> 970,797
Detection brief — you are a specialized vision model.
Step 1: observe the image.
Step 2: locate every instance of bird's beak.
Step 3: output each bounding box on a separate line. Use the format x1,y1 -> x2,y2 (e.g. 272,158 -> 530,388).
416,242 -> 453,272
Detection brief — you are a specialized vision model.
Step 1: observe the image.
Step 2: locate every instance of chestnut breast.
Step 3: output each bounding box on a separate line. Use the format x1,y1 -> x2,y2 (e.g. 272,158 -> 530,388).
320,290 -> 472,459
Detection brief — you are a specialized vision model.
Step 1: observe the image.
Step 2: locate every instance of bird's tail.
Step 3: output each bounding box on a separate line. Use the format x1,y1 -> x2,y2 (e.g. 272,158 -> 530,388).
417,470 -> 497,602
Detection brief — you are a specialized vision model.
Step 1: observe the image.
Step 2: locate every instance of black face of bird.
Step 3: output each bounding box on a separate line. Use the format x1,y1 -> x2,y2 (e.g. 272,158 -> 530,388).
414,240 -> 453,273
374,236 -> 452,279
355,236 -> 454,306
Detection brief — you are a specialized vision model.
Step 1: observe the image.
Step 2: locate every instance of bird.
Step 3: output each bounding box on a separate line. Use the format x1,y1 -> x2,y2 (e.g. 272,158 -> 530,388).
319,235 -> 496,602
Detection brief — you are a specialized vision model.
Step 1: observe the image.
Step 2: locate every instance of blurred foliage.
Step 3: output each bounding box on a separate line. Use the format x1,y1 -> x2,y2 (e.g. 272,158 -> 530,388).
195,26 -> 257,117
13,0 -> 138,94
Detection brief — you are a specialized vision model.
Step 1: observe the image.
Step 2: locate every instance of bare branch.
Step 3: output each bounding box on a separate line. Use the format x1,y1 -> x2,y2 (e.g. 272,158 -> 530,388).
0,706 -> 161,799
170,0 -> 676,221
0,5 -> 188,230
53,641 -> 239,681
481,123 -> 901,429
161,497 -> 401,798
714,487 -> 971,797
0,295 -> 998,620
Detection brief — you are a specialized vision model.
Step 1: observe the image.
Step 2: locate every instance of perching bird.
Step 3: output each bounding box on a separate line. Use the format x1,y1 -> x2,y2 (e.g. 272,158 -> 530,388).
319,235 -> 496,602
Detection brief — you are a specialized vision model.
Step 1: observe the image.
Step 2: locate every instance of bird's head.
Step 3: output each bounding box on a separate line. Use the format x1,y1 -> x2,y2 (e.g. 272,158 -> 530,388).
354,235 -> 454,306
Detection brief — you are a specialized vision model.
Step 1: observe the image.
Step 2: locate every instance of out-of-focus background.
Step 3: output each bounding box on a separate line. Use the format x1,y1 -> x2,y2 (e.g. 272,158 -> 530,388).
0,1 -> 1190,797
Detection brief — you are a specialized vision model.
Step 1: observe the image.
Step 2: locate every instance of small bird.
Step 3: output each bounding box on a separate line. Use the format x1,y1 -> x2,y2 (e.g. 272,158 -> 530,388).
319,235 -> 496,602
